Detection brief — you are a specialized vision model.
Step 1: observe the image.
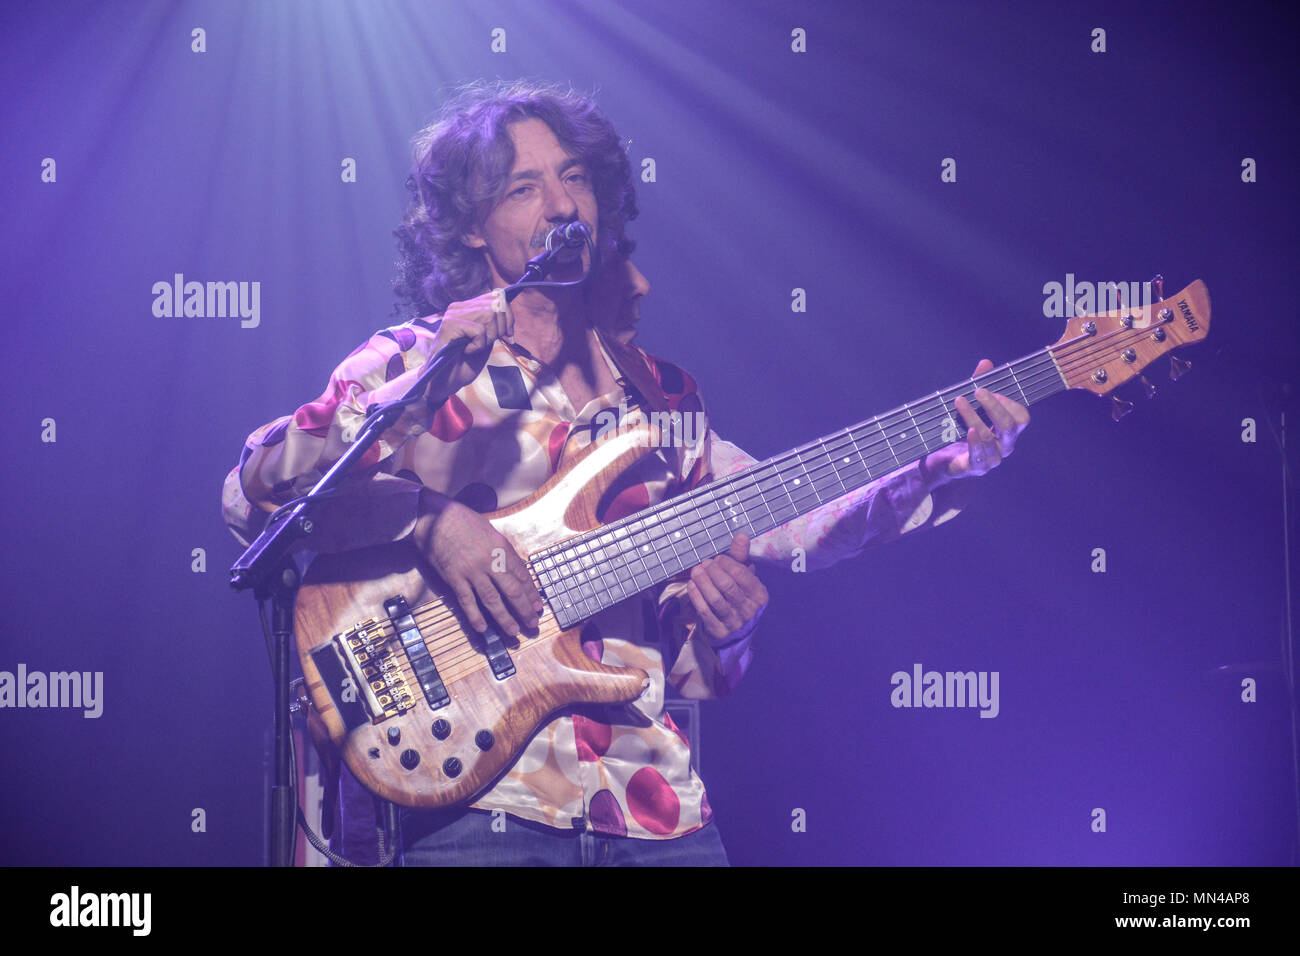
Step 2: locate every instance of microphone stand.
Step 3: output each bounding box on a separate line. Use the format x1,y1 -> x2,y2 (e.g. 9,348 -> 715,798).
229,224 -> 594,867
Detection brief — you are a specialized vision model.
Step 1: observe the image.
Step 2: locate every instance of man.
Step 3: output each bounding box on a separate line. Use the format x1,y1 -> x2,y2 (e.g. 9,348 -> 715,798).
222,80 -> 1028,866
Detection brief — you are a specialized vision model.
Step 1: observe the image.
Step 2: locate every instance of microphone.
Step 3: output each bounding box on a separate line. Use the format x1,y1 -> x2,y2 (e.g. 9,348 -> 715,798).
545,221 -> 591,252
514,222 -> 593,286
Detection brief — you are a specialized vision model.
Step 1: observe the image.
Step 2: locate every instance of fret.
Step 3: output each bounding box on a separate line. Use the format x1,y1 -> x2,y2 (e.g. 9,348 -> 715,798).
748,470 -> 779,537
780,457 -> 800,522
673,499 -> 709,567
758,463 -> 800,527
581,539 -> 614,601
578,580 -> 596,618
1007,362 -> 1029,408
787,451 -> 819,511
824,434 -> 849,495
636,526 -> 667,585
902,403 -> 924,460
601,547 -> 633,605
833,432 -> 857,489
839,427 -> 871,486
926,396 -> 948,452
720,484 -> 757,540
804,438 -> 841,502
903,399 -> 938,460
871,418 -> 900,471
713,491 -> 742,544
624,519 -> 653,585
631,525 -> 658,585
690,492 -> 727,553
875,410 -> 910,469
824,436 -> 845,489
930,391 -> 955,447
656,512 -> 685,579
671,511 -> 703,567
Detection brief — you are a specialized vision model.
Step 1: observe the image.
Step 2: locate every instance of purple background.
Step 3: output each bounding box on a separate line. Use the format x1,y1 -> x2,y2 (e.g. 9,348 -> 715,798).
2,0 -> 1296,865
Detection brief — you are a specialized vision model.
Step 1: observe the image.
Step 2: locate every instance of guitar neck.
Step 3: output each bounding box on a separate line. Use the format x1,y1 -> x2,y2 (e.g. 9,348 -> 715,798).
535,347 -> 1068,628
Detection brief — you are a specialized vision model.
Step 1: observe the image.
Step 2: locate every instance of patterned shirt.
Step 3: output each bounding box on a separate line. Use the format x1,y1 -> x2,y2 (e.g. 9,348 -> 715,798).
222,316 -> 967,841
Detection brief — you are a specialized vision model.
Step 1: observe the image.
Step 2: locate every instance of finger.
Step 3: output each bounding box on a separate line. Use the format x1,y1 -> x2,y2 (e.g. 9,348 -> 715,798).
707,555 -> 767,614
989,391 -> 1030,428
962,391 -> 998,448
971,358 -> 994,377
728,532 -> 750,564
491,305 -> 510,345
703,559 -> 761,622
492,288 -> 514,338
976,387 -> 1016,436
491,564 -> 539,631
506,551 -> 544,612
451,577 -> 489,634
691,561 -> 745,633
471,572 -> 522,637
954,394 -> 985,433
980,391 -> 1025,454
686,581 -> 729,641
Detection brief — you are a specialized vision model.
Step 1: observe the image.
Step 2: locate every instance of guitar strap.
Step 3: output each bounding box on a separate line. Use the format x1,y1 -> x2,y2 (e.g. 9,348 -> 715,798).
595,328 -> 672,415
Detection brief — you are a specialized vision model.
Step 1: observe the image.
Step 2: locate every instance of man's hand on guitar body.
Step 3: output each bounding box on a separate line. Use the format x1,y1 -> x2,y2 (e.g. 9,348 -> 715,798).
921,358 -> 1031,487
687,532 -> 769,647
411,488 -> 544,637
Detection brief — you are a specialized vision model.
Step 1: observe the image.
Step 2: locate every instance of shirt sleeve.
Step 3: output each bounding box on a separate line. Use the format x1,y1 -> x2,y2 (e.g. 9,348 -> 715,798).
708,435 -> 973,572
221,322 -> 444,552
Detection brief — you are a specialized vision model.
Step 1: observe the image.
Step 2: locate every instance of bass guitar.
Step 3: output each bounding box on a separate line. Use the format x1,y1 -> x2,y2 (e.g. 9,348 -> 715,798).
294,278 -> 1211,809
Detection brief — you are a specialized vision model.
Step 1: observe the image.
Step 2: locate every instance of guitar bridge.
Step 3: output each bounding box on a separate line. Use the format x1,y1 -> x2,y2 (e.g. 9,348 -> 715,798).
310,596 -> 450,729
310,617 -> 417,729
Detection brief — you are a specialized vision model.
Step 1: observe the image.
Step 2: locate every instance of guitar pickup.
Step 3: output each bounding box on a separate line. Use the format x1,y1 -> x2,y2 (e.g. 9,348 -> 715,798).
309,637 -> 372,731
478,622 -> 516,681
384,596 -> 450,710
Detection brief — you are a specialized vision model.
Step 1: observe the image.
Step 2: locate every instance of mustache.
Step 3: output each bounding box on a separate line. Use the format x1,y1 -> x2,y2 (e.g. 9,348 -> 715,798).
530,222 -> 589,250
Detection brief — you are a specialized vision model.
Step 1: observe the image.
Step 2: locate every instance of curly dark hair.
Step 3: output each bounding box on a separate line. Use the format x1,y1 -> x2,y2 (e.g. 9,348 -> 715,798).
391,79 -> 639,319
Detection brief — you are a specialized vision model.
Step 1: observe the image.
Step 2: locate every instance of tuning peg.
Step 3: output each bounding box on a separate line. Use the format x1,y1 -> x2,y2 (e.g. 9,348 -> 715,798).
1110,395 -> 1134,422
1169,354 -> 1191,380
1138,375 -> 1157,399
1149,274 -> 1164,301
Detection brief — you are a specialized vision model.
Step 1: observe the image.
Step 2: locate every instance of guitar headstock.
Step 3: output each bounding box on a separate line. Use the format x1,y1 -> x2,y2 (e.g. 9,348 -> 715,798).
1050,278 -> 1210,398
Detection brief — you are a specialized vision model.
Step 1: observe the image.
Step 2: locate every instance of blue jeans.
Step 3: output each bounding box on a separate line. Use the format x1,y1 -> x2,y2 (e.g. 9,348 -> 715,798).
400,807 -> 730,867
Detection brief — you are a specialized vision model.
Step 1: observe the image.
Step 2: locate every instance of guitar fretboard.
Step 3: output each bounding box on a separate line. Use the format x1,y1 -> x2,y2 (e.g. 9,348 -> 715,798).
533,347 -> 1068,628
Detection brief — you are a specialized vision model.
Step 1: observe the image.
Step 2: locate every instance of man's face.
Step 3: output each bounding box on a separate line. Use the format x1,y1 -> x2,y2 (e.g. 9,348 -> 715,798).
466,117 -> 599,288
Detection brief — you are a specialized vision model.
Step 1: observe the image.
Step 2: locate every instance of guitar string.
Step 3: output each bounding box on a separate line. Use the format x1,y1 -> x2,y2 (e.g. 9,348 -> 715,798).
381,321 -> 1164,667
408,321 -> 1163,642
354,319 -> 1179,687
541,315 -> 1161,586
427,318 -> 1150,634
532,321 -> 1175,616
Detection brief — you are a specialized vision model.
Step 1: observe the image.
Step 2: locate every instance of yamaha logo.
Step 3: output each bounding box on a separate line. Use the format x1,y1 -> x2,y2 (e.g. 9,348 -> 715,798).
1177,298 -> 1200,332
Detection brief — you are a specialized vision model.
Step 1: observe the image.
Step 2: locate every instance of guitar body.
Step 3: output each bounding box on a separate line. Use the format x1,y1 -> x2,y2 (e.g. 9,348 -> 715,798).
294,424 -> 665,809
